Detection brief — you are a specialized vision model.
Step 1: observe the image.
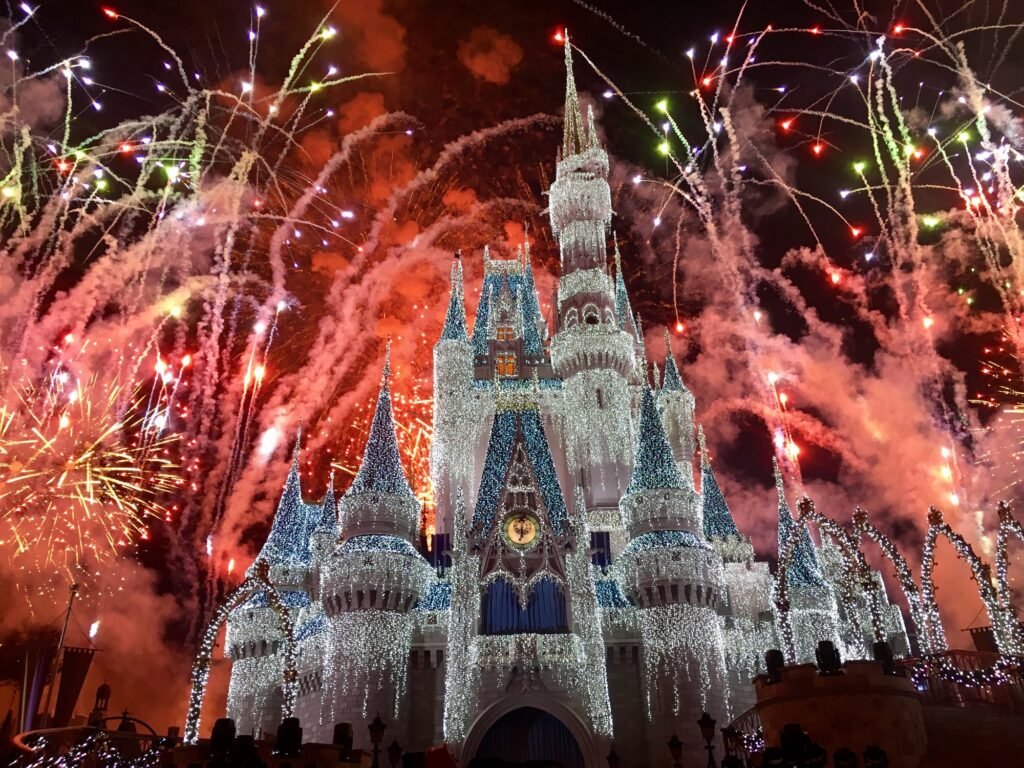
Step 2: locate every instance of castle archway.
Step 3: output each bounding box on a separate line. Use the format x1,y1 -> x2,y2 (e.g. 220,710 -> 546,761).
462,696 -> 598,768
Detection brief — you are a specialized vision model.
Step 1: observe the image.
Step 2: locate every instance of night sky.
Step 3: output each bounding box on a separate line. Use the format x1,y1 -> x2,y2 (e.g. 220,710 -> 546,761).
3,0 -> 1024,732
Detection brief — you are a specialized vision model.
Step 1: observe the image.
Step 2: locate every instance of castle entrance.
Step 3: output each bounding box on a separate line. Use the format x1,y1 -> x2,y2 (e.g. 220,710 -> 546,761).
467,707 -> 585,768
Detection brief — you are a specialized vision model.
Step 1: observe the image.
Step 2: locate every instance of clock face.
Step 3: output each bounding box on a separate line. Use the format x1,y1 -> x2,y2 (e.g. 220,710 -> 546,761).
503,513 -> 539,548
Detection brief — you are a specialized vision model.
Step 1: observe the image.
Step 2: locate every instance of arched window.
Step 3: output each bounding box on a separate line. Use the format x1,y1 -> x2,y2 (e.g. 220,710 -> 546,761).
582,304 -> 600,326
564,308 -> 579,329
481,578 -> 568,635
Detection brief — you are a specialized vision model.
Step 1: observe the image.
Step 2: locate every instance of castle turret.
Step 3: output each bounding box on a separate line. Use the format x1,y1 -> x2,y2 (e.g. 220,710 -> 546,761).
657,330 -> 697,482
548,35 -> 636,488
615,381 -> 728,765
319,349 -> 434,746
226,434 -> 317,738
774,460 -> 842,663
443,384 -> 612,758
700,428 -> 776,714
432,255 -> 478,537
309,472 -> 338,562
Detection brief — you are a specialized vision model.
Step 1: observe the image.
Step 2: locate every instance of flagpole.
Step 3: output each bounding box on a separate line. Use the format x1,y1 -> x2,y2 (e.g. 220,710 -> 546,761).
41,583 -> 79,726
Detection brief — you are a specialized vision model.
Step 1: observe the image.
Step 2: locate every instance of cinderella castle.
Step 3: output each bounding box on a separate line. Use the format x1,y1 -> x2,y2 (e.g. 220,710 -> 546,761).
222,42 -> 909,767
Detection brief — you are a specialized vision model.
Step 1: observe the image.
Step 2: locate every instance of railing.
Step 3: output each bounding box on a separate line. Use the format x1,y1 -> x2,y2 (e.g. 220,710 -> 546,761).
11,726 -> 175,767
897,649 -> 1024,714
721,705 -> 764,762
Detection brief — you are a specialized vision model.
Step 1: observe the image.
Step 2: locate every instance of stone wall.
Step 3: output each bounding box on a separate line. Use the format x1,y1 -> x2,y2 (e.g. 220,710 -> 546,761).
754,660 -> 928,768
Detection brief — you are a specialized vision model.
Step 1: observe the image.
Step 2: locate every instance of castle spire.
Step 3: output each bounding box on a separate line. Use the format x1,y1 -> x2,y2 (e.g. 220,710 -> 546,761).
625,375 -> 687,495
347,346 -> 415,499
439,254 -> 469,343
313,470 -> 337,535
774,459 -> 825,587
254,429 -> 315,568
471,280 -> 493,357
561,31 -> 588,158
520,245 -> 545,355
612,237 -> 639,341
662,329 -> 688,393
699,426 -> 739,538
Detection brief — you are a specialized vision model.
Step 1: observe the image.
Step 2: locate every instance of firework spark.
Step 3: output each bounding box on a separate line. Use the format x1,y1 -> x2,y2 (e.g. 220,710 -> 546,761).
0,361 -> 180,576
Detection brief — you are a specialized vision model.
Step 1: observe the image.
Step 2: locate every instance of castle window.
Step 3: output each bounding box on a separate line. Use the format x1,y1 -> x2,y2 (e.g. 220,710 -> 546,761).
481,578 -> 568,635
496,352 -> 517,377
591,531 -> 611,568
496,324 -> 516,341
583,303 -> 600,326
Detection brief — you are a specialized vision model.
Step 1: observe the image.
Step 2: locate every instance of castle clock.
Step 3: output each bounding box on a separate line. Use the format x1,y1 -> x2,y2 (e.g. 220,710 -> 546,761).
503,512 -> 539,549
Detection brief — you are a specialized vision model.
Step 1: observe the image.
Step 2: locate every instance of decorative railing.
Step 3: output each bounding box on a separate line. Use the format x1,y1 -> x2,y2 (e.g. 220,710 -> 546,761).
897,649 -> 1024,714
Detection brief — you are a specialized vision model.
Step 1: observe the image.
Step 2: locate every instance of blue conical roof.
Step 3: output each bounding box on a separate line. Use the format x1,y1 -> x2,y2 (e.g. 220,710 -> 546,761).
347,350 -> 415,498
661,329 -> 689,394
471,283 -> 492,357
701,430 -> 739,538
625,384 -> 687,495
520,252 -> 544,356
472,409 -> 568,536
774,461 -> 825,587
613,242 -> 639,340
258,433 -> 316,567
439,256 -> 469,344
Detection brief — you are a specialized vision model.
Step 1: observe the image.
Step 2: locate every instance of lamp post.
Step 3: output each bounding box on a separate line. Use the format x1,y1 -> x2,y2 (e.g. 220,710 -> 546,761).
696,712 -> 716,768
368,714 -> 386,768
387,738 -> 403,768
667,734 -> 683,768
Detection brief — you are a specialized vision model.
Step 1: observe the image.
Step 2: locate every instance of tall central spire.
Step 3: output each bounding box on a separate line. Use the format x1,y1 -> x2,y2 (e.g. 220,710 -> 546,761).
561,32 -> 588,158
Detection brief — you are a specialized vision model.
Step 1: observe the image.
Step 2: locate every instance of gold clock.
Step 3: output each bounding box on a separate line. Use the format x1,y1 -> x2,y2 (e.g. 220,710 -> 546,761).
503,512 -> 539,548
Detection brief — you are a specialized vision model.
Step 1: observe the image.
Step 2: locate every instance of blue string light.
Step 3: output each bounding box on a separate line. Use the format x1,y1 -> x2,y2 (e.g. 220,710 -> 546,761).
439,258 -> 469,343
625,387 -> 687,495
622,530 -> 712,555
338,534 -> 421,556
296,613 -> 328,642
472,409 -> 568,536
777,477 -> 827,587
346,359 -> 415,499
595,577 -> 633,608
702,461 -> 739,539
413,579 -> 452,612
255,447 -> 317,568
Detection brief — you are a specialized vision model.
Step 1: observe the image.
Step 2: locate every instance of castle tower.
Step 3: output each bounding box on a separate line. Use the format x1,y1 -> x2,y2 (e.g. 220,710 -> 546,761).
319,350 -> 434,747
614,382 -> 729,765
309,472 -> 338,563
774,460 -> 842,663
432,255 -> 478,540
657,330 -> 697,482
226,436 -> 318,738
444,384 -> 612,762
700,428 -> 776,714
548,36 -> 637,498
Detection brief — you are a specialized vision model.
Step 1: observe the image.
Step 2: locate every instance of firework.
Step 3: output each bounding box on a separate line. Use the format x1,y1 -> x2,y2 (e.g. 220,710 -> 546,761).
0,359 -> 180,576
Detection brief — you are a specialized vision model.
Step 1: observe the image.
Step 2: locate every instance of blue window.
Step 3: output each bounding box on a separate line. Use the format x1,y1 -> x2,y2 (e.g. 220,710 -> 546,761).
481,578 -> 568,634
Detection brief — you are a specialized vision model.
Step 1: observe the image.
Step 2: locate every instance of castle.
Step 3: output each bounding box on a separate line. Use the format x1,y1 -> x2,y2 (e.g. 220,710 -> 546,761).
223,42 -> 909,767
